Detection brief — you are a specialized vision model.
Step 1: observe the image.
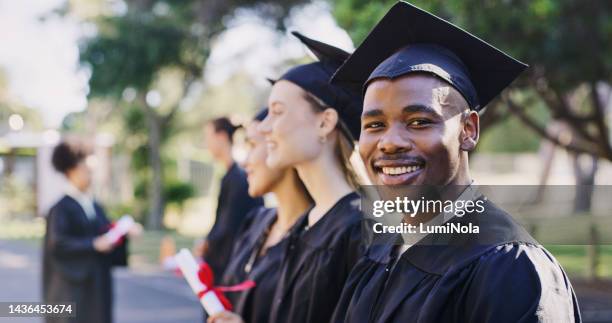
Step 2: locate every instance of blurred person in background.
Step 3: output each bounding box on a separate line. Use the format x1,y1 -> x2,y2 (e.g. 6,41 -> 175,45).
199,117 -> 264,282
42,140 -> 141,323
219,108 -> 313,323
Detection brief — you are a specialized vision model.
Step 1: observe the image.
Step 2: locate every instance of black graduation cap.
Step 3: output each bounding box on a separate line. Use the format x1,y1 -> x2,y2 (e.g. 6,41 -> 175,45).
253,107 -> 268,122
272,31 -> 363,139
331,1 -> 528,111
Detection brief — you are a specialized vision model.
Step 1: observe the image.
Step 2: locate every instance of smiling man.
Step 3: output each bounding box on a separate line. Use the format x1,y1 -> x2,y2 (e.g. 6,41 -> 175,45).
330,2 -> 581,323
361,74 -> 475,187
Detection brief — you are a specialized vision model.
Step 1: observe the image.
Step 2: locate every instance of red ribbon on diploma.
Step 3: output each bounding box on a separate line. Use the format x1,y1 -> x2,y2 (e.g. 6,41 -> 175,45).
105,222 -> 126,247
195,263 -> 256,311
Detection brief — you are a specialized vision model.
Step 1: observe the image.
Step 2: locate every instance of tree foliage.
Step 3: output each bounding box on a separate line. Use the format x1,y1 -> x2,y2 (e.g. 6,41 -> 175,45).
78,0 -> 308,229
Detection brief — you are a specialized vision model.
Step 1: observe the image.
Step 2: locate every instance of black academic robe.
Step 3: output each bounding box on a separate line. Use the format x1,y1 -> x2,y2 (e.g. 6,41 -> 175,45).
205,162 -> 264,282
221,207 -> 290,323
42,195 -> 128,323
269,192 -> 365,323
331,198 -> 582,323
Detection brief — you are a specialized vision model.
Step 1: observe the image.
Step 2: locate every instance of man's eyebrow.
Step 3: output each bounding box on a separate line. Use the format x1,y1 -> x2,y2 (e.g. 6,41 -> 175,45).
362,105 -> 443,118
362,109 -> 383,118
403,104 -> 443,118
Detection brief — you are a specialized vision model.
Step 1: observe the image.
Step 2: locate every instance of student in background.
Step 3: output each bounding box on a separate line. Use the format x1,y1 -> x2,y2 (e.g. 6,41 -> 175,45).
43,140 -> 141,323
201,117 -> 264,282
220,108 -> 313,323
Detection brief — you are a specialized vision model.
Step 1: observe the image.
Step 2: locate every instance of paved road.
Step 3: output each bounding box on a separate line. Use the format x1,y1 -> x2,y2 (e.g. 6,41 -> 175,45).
574,279 -> 612,323
0,239 -> 201,323
1,239 -> 612,323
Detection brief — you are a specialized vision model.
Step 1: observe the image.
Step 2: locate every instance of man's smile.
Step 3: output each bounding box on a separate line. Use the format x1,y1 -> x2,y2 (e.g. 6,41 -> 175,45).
372,158 -> 425,185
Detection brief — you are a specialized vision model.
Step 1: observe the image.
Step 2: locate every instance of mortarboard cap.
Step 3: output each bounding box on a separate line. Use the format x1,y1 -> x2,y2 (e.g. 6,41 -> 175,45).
331,1 -> 528,111
271,31 -> 363,139
253,107 -> 268,122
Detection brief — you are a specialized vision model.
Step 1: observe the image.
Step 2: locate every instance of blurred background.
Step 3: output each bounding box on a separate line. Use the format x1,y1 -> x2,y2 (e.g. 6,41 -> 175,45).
0,0 -> 611,322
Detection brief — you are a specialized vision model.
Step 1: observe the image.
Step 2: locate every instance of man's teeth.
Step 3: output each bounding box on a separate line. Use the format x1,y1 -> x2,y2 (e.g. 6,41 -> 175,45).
381,165 -> 422,175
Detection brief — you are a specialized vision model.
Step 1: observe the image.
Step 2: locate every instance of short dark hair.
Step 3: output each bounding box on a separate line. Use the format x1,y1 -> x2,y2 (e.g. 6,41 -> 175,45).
209,117 -> 241,143
51,141 -> 88,174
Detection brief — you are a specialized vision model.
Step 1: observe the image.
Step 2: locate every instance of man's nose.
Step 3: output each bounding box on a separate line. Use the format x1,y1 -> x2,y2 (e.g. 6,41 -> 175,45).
377,123 -> 413,154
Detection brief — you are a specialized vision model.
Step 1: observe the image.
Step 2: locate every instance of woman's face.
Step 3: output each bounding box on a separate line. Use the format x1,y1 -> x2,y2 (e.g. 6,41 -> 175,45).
67,159 -> 92,192
259,80 -> 323,169
244,121 -> 286,197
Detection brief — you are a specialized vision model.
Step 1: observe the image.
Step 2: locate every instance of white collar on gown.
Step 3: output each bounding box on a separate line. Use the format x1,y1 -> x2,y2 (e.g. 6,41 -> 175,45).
65,182 -> 97,220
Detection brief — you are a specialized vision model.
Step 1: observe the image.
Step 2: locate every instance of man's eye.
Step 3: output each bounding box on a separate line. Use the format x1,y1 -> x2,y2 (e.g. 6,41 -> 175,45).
408,119 -> 432,127
364,122 -> 385,130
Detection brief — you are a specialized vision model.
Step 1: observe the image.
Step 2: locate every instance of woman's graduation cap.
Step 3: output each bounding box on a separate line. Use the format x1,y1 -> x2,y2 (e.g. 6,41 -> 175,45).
272,31 -> 362,139
331,1 -> 528,111
253,107 -> 268,122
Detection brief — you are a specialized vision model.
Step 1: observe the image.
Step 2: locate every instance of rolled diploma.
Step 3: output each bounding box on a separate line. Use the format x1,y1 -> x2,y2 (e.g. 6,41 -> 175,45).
104,215 -> 134,244
175,248 -> 225,315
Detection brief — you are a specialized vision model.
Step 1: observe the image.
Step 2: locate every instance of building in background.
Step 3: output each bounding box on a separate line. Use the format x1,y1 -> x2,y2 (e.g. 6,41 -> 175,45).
0,130 -> 115,217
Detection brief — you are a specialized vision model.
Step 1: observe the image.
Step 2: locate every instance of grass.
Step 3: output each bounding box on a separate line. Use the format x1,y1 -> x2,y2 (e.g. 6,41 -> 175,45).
518,215 -> 612,245
129,229 -> 198,266
546,245 -> 612,279
0,218 -> 45,240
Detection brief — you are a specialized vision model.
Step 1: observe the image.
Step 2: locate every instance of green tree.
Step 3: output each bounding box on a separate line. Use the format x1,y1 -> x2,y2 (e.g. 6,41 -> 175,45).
77,0 -> 307,229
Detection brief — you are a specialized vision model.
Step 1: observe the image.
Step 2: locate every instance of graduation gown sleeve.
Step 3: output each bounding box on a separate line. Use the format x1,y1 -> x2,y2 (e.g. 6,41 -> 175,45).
44,198 -> 98,284
460,244 -> 581,323
221,207 -> 288,323
46,202 -> 96,258
93,203 -> 129,267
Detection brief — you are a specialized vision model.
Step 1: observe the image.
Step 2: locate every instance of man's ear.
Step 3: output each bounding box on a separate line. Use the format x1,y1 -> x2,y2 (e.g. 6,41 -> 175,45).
319,108 -> 339,137
460,110 -> 479,151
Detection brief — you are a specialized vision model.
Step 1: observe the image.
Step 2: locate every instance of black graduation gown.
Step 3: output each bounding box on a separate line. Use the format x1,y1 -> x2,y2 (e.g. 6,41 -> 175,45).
331,198 -> 582,323
269,192 -> 365,323
221,207 -> 289,323
42,195 -> 128,323
206,162 -> 264,282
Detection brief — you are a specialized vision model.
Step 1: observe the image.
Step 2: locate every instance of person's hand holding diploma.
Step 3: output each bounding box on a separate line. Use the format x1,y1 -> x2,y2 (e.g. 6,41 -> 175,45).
93,235 -> 114,253
207,311 -> 245,323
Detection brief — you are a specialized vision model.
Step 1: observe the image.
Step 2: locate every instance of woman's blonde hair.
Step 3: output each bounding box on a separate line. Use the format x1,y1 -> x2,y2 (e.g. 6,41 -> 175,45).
302,91 -> 361,190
